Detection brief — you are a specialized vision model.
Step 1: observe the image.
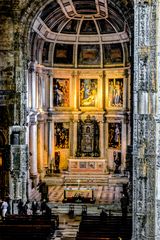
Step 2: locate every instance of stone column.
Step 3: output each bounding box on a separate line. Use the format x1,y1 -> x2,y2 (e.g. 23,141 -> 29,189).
121,121 -> 126,172
72,71 -> 79,110
47,118 -> 54,167
71,118 -> 78,157
48,70 -> 53,111
29,62 -> 37,110
37,67 -> 43,110
36,71 -> 39,109
99,119 -> 105,158
29,115 -> 38,177
37,117 -> 44,176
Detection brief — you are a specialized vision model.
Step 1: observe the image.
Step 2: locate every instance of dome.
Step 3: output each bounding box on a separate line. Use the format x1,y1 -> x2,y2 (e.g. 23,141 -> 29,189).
32,0 -> 131,66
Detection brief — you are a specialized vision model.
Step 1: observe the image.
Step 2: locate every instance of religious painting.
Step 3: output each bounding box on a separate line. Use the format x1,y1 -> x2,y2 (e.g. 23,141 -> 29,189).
53,78 -> 69,107
108,123 -> 121,149
55,122 -> 69,149
103,43 -> 123,64
54,43 -> 73,64
108,78 -> 123,107
79,162 -> 87,169
80,79 -> 98,107
42,42 -> 50,63
78,45 -> 100,65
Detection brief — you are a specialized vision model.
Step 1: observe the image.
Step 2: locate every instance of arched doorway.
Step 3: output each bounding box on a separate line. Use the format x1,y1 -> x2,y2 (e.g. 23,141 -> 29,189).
24,0 -> 134,206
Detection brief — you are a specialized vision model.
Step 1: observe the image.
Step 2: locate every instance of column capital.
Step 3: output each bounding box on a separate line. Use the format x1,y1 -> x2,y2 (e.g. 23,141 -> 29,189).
30,114 -> 38,125
48,70 -> 53,77
37,115 -> 45,123
28,62 -> 36,73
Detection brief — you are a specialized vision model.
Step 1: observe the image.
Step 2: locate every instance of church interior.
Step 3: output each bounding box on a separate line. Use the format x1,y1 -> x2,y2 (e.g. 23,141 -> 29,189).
0,0 -> 159,239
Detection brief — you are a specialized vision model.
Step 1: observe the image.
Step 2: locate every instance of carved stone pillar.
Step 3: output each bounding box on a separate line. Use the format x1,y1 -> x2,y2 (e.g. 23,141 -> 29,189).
9,145 -> 28,203
133,1 -> 157,239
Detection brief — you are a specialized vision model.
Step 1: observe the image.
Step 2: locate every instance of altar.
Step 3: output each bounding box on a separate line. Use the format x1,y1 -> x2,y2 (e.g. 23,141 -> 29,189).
63,187 -> 95,203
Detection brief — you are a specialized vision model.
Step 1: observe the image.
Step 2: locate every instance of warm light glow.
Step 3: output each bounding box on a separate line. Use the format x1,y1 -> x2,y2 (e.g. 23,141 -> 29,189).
0,155 -> 2,167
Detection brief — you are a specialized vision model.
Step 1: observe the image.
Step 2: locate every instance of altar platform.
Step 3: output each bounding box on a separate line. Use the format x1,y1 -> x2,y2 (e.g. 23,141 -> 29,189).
62,187 -> 95,203
33,171 -> 130,208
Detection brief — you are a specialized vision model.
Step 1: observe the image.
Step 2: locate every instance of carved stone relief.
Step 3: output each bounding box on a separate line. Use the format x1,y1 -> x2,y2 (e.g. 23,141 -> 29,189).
133,0 -> 157,239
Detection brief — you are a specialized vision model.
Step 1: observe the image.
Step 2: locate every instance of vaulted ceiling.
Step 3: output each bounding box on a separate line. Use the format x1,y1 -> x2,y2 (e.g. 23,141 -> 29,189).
32,0 -> 133,44
30,0 -> 133,64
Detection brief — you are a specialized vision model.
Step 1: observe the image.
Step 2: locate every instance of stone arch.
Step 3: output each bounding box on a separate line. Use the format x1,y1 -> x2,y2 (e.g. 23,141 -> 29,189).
15,1 -> 137,238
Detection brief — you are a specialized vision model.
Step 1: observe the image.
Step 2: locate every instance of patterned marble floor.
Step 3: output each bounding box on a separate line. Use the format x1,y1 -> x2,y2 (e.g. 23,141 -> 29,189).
48,185 -> 123,205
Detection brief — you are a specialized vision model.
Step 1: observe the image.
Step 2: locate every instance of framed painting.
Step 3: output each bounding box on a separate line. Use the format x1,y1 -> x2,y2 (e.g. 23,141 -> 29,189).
108,123 -> 121,149
55,122 -> 69,149
53,78 -> 69,107
103,43 -> 123,65
78,45 -> 100,65
108,78 -> 123,107
54,43 -> 73,64
80,79 -> 98,107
